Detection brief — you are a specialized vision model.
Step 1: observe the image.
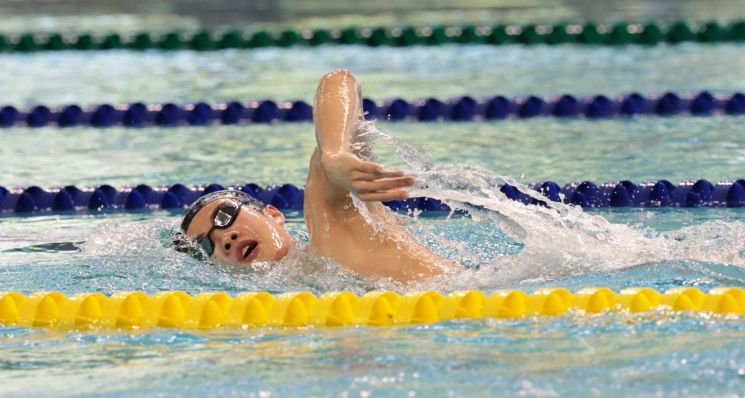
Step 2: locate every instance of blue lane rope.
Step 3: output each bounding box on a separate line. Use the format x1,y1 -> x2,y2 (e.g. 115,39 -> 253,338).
1,179 -> 744,216
1,91 -> 744,128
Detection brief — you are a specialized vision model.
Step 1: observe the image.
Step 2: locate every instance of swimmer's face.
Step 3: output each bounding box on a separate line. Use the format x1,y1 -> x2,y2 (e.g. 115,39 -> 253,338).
185,199 -> 292,267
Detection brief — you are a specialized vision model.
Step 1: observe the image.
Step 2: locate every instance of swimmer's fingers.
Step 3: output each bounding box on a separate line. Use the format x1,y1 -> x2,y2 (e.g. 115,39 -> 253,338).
352,169 -> 405,181
352,177 -> 415,193
356,189 -> 409,202
354,160 -> 405,179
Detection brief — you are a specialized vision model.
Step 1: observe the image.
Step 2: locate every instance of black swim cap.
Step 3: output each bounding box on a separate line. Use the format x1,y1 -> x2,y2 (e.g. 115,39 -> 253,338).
180,190 -> 263,233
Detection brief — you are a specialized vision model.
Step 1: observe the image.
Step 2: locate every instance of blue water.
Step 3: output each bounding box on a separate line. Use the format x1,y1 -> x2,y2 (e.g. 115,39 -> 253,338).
2,41 -> 745,396
2,314 -> 745,397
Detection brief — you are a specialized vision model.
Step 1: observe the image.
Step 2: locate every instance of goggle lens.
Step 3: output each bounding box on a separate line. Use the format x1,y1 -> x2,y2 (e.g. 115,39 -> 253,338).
196,201 -> 241,257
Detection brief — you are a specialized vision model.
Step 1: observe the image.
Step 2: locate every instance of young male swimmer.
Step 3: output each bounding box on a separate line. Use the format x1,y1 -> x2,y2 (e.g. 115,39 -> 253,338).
177,69 -> 459,281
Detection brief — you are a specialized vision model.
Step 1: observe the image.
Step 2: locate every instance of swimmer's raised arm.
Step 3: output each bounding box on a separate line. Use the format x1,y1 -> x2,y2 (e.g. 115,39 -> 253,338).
312,69 -> 414,203
305,69 -> 459,280
312,68 -> 361,154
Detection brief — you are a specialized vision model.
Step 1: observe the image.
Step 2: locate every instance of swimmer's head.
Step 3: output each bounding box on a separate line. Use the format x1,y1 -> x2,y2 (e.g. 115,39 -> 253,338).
174,190 -> 292,266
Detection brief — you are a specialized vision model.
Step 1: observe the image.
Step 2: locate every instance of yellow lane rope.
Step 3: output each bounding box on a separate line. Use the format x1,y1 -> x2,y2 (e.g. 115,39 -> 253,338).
0,287 -> 742,330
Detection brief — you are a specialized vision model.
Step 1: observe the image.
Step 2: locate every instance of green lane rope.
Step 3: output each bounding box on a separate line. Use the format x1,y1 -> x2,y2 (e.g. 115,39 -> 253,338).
0,21 -> 744,52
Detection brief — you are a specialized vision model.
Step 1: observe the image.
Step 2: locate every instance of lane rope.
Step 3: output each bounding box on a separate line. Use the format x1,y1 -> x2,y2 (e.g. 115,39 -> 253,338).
2,91 -> 744,128
0,288 -> 742,330
1,20 -> 744,52
1,179 -> 744,216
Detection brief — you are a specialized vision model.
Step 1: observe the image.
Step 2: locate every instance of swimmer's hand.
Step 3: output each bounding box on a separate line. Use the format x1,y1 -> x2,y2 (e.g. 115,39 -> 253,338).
321,153 -> 414,202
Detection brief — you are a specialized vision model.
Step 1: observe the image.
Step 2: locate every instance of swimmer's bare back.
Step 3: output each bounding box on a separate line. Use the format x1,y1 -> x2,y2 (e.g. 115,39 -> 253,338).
303,69 -> 459,281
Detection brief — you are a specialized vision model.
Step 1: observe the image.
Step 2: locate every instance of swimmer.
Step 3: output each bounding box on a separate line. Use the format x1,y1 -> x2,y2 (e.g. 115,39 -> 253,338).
175,69 -> 458,281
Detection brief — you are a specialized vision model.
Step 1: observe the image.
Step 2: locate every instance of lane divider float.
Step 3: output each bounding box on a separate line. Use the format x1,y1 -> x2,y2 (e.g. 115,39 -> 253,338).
1,179 -> 744,216
0,20 -> 744,52
0,288 -> 743,330
1,91 -> 745,128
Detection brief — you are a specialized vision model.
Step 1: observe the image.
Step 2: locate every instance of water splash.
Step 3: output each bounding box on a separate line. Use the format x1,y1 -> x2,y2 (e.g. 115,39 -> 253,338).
357,121 -> 745,290
79,219 -> 379,295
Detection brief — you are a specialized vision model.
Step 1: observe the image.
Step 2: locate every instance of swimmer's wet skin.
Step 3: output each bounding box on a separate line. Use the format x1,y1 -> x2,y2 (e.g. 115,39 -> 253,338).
180,69 -> 459,281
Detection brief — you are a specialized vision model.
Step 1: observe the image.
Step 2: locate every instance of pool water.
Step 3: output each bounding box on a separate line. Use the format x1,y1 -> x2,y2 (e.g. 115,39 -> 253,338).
2,44 -> 745,106
2,116 -> 745,187
2,42 -> 745,396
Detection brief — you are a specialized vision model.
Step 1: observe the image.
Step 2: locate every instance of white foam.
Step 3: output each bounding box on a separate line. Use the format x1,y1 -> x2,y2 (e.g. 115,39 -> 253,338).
359,122 -> 745,290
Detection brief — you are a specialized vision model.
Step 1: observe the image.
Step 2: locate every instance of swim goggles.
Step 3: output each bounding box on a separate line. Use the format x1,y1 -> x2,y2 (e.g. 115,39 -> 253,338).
176,190 -> 264,259
196,200 -> 243,257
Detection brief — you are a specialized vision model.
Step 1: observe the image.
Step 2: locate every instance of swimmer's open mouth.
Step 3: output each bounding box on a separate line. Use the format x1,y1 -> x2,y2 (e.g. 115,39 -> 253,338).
240,240 -> 259,262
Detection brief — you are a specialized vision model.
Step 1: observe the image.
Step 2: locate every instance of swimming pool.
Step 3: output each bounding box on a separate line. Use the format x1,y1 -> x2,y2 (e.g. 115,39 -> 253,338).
2,32 -> 745,398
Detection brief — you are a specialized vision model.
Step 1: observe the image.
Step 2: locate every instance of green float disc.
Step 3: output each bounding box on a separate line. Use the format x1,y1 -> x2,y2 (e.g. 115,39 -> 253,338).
277,30 -> 303,47
425,26 -> 448,45
517,24 -> 543,45
15,34 -> 40,52
99,33 -> 123,49
607,23 -> 633,45
337,28 -> 362,45
217,30 -> 245,49
367,27 -> 393,46
157,32 -> 186,50
457,25 -> 484,44
189,30 -> 214,50
247,31 -> 275,48
698,21 -> 726,42
308,29 -> 332,46
396,26 -> 423,46
666,21 -> 696,43
157,31 -> 184,50
638,23 -> 663,45
43,33 -> 68,50
73,33 -> 96,50
129,32 -> 155,50
486,25 -> 515,45
545,24 -> 571,44
730,21 -> 745,41
577,23 -> 605,44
